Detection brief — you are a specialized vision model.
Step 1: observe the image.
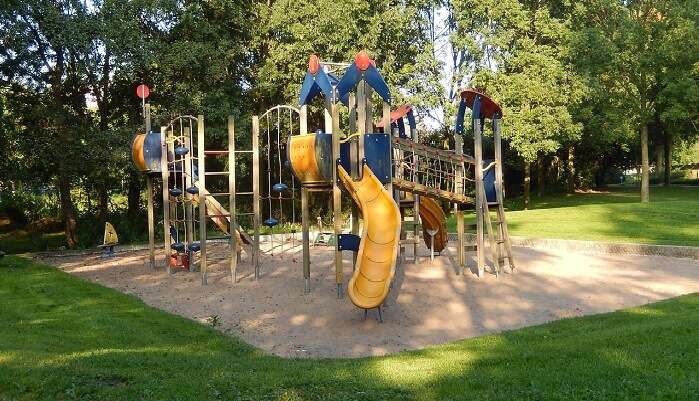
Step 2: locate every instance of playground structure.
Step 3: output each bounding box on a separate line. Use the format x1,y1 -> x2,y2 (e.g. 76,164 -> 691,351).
130,50 -> 515,319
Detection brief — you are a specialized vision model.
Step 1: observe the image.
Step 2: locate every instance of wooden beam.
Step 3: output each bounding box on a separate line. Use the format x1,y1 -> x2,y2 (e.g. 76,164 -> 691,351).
160,125 -> 171,274
252,115 -> 261,278
197,116 -> 207,284
228,115 -> 237,283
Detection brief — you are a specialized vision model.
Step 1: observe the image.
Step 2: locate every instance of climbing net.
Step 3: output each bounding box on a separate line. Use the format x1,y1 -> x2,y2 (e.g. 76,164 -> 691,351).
391,137 -> 476,204
259,105 -> 299,253
164,115 -> 201,258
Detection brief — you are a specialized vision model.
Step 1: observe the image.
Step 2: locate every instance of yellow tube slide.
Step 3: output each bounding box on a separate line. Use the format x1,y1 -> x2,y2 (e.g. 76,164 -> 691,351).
338,164 -> 401,310
418,197 -> 448,252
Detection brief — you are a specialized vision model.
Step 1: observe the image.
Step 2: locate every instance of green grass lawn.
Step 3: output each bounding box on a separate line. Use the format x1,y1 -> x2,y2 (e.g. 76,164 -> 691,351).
1,255 -> 698,400
447,186 -> 699,246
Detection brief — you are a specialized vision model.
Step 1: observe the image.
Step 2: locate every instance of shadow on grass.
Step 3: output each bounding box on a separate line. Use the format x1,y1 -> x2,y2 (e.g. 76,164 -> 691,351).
2,256 -> 699,400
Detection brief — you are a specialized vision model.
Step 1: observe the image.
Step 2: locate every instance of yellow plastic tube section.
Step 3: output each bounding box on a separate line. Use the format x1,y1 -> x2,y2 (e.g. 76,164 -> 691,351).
288,134 -> 327,185
418,197 -> 448,252
338,164 -> 401,310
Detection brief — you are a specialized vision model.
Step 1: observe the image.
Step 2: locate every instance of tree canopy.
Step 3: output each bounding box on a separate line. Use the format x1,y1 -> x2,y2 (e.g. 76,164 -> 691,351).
1,0 -> 697,246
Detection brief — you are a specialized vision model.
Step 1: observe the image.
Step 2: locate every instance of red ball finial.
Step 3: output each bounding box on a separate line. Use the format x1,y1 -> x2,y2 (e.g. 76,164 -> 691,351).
355,50 -> 372,71
308,54 -> 320,75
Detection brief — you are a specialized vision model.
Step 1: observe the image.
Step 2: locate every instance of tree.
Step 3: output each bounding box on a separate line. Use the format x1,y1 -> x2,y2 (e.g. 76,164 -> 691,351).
251,0 -> 441,114
450,0 -> 585,207
572,0 -> 699,200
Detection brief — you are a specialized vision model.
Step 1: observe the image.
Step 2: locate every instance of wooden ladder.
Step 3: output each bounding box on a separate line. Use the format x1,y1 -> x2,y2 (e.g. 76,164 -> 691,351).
478,164 -> 515,276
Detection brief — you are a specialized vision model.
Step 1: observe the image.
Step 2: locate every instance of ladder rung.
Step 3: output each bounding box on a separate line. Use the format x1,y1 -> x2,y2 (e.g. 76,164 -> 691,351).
236,212 -> 255,216
236,192 -> 254,195
207,213 -> 231,218
487,202 -> 500,206
204,150 -> 229,155
206,192 -> 230,196
205,172 -> 229,176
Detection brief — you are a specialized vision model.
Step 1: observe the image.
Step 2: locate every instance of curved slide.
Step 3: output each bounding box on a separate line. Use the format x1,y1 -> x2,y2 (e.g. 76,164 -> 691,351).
418,197 -> 448,252
338,164 -> 401,309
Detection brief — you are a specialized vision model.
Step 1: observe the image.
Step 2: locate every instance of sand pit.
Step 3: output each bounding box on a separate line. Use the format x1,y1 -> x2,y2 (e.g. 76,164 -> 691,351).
39,242 -> 699,358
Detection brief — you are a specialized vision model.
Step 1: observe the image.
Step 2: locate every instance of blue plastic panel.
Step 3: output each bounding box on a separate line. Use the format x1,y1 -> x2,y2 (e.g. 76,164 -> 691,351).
314,132 -> 334,181
337,233 -> 361,252
299,69 -> 340,106
483,159 -> 496,203
144,131 -> 163,173
336,63 -> 361,105
364,65 -> 391,103
406,109 -> 416,131
364,133 -> 391,184
339,140 -> 352,175
455,98 -> 467,136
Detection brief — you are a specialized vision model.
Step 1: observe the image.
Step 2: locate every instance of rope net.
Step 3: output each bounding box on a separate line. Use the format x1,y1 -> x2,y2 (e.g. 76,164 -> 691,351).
391,137 -> 475,204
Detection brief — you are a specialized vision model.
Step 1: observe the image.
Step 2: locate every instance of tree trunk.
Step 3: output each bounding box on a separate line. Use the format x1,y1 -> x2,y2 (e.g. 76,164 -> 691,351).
664,132 -> 672,186
127,170 -> 142,219
567,146 -> 575,193
640,124 -> 650,202
524,161 -> 531,210
58,176 -> 78,248
97,185 -> 109,223
537,155 -> 545,197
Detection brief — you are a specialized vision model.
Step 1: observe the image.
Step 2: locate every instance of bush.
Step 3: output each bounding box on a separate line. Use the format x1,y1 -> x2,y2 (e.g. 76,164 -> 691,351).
0,189 -> 60,223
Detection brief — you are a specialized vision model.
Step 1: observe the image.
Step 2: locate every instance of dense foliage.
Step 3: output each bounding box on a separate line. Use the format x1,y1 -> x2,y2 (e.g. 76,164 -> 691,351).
0,0 -> 697,248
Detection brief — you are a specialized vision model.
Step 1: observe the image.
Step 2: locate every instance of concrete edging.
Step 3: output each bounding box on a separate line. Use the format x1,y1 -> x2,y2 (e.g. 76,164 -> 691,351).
448,232 -> 699,260
32,232 -> 698,260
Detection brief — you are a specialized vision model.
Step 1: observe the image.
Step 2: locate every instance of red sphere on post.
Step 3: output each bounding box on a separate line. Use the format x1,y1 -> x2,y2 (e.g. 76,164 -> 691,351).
136,84 -> 150,99
308,54 -> 320,75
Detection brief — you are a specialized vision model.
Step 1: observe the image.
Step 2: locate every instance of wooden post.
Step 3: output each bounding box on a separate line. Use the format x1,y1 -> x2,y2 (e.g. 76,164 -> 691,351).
228,116 -> 237,283
348,93 -> 359,268
183,126 -> 194,272
301,187 -> 310,293
494,115 -> 515,271
146,175 -> 156,271
356,83 -> 366,179
299,104 -> 310,291
160,125 -> 171,274
365,86 -> 374,135
412,124 -> 419,263
454,133 -> 465,273
252,116 -> 261,278
382,102 -> 391,192
473,116 -> 485,277
197,116 -> 207,284
145,103 -> 151,132
144,104 -> 155,271
300,105 -> 308,135
331,102 -> 342,298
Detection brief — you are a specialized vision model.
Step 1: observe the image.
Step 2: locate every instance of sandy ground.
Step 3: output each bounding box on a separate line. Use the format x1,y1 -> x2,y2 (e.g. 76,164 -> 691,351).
40,241 -> 699,358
